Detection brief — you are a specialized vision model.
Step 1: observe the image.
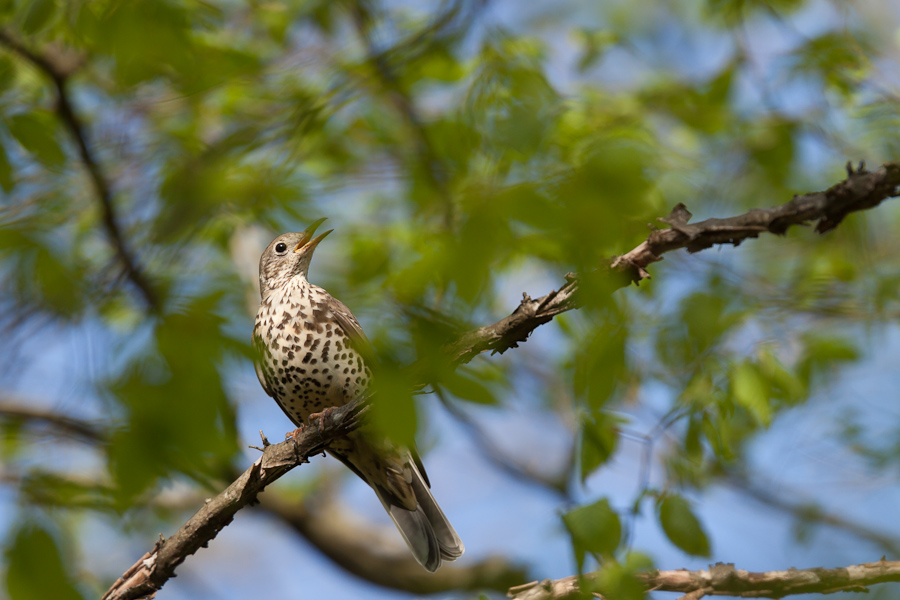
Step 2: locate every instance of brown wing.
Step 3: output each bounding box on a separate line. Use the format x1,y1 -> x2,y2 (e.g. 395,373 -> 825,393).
323,294 -> 432,488
324,294 -> 378,368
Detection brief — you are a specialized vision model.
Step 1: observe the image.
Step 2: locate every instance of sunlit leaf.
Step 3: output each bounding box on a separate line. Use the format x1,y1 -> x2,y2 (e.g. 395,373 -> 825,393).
5,523 -> 85,600
658,494 -> 711,557
562,497 -> 621,570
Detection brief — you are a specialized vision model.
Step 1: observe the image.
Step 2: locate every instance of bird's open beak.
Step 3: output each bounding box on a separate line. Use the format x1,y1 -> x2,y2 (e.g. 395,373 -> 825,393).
294,218 -> 333,253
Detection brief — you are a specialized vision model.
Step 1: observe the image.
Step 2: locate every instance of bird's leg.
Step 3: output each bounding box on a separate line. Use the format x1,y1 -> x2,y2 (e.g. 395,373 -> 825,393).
284,425 -> 305,441
308,406 -> 337,435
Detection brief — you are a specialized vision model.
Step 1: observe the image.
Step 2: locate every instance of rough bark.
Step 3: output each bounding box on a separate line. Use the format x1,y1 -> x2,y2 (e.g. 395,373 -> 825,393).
508,560 -> 900,600
445,161 -> 900,365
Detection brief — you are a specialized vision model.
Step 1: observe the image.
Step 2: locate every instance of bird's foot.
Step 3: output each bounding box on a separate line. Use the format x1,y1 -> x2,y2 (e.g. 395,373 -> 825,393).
308,406 -> 337,434
284,426 -> 305,441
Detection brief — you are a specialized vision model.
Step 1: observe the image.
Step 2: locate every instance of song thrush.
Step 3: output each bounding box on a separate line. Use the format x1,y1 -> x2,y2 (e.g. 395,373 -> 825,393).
252,219 -> 464,572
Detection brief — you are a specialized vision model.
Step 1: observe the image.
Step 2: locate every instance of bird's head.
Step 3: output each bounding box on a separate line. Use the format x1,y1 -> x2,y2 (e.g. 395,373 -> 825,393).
258,218 -> 332,297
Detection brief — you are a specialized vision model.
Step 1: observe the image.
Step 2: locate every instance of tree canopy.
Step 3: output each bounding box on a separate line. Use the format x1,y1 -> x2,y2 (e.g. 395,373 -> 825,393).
2,1 -> 900,599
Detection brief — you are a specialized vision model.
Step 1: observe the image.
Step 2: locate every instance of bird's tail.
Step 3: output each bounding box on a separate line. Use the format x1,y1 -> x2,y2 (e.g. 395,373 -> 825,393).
373,460 -> 464,572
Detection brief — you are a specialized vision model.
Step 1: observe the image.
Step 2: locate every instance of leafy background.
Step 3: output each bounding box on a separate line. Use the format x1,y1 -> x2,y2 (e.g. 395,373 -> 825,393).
2,0 -> 900,598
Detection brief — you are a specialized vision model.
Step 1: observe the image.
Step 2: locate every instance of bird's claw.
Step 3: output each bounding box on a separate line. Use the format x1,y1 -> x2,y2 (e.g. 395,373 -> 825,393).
308,406 -> 337,434
284,426 -> 305,441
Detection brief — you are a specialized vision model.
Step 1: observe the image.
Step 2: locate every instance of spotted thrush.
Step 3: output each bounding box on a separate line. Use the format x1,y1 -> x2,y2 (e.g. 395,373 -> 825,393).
252,219 -> 464,572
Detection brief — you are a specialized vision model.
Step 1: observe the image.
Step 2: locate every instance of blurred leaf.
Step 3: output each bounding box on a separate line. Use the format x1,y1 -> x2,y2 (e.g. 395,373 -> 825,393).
6,112 -> 66,168
573,317 -> 627,411
658,494 -> 711,557
441,370 -> 497,405
589,558 -> 649,600
580,411 -> 621,481
792,32 -> 871,96
574,29 -> 618,73
0,139 -> 13,193
562,497 -> 621,570
20,0 -> 57,34
5,523 -> 85,600
796,335 -> 859,386
369,359 -> 418,448
732,360 -> 771,426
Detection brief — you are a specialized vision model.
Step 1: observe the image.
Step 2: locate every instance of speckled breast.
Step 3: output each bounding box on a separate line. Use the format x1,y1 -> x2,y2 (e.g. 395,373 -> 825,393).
253,278 -> 371,425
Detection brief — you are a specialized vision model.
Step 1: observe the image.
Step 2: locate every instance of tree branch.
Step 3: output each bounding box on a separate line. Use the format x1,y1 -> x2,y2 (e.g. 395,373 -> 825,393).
0,398 -> 105,444
258,492 -> 526,594
508,560 -> 900,600
445,161 -> 900,365
0,30 -> 159,311
102,397 -> 369,600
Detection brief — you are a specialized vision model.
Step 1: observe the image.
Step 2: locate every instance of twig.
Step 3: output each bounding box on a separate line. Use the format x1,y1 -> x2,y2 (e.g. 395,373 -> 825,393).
0,30 -> 159,310
0,398 -> 105,444
726,470 -> 900,557
348,1 -> 475,230
508,560 -> 900,600
445,161 -> 900,365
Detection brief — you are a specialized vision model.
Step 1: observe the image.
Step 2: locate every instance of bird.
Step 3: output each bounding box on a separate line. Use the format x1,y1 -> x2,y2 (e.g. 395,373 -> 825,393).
251,218 -> 464,572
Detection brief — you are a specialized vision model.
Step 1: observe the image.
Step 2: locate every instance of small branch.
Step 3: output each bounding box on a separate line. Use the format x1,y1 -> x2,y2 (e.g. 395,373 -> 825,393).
446,161 -> 900,365
726,470 -> 900,557
0,30 -> 159,311
349,1 -> 473,230
508,560 -> 900,600
0,398 -> 105,444
102,396 -> 369,600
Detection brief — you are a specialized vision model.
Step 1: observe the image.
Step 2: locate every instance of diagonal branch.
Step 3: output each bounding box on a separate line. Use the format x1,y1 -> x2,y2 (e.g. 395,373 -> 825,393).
444,161 -> 900,365
102,396 -> 369,600
508,560 -> 900,600
0,30 -> 159,311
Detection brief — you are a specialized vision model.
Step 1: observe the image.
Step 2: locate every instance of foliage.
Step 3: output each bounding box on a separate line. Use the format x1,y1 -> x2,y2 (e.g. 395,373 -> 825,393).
1,0 -> 899,598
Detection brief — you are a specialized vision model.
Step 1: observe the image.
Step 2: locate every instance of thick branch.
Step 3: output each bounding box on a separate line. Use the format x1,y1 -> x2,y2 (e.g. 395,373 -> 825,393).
102,397 -> 369,600
445,161 -> 900,364
0,30 -> 159,311
508,560 -> 900,600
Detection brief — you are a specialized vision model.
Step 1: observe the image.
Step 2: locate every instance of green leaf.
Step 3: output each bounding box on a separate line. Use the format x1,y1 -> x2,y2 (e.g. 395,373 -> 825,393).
562,498 -> 621,570
589,559 -> 649,600
658,494 -> 711,557
0,139 -> 13,193
369,360 -> 418,448
573,319 -> 627,411
5,523 -> 85,600
6,113 -> 66,168
580,412 -> 621,481
732,361 -> 771,426
441,370 -> 496,405
20,0 -> 57,34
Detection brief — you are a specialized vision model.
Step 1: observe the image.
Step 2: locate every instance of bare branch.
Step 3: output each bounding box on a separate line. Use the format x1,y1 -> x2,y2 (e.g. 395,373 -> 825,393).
102,396 -> 369,600
0,398 -> 105,444
445,161 -> 900,365
509,560 -> 900,600
726,471 -> 900,557
0,30 -> 159,311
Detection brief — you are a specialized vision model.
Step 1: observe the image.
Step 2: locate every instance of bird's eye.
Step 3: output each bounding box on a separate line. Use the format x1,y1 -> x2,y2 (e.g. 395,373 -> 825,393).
275,242 -> 288,254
